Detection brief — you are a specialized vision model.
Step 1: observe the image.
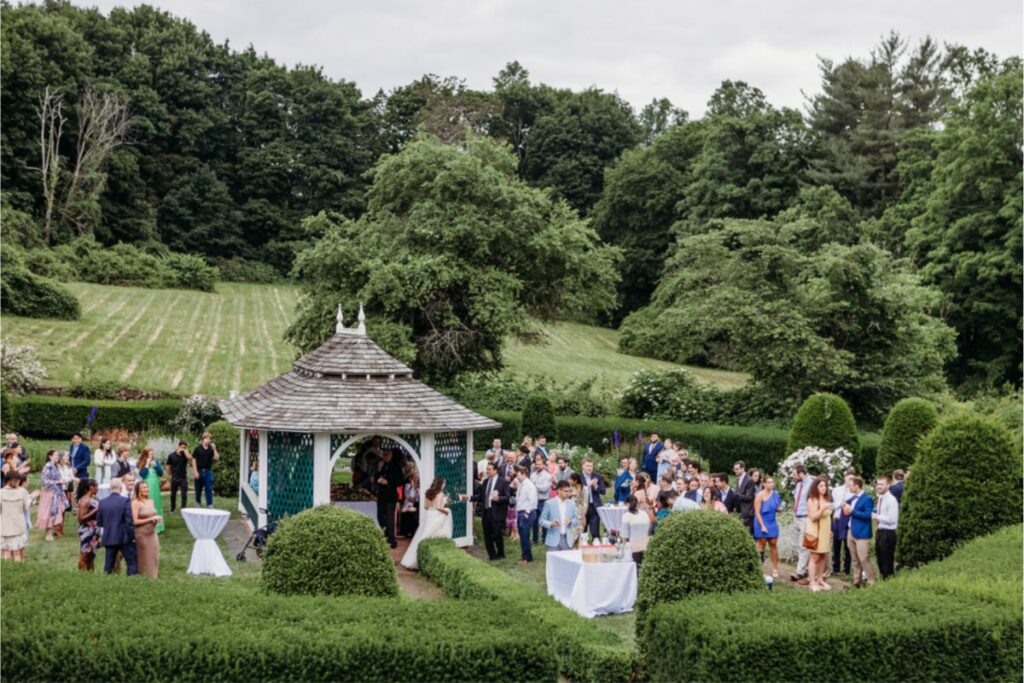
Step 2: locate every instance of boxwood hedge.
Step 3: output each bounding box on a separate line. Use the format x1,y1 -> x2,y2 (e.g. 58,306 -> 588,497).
786,392 -> 860,457
6,394 -> 182,437
206,419 -> 240,496
418,539 -> 639,682
642,525 -> 1022,683
0,564 -> 559,682
875,397 -> 938,475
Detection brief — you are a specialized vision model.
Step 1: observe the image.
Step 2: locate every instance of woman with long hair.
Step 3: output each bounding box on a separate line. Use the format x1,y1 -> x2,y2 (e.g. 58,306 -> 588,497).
137,448 -> 165,533
76,479 -> 101,571
806,475 -> 834,592
631,472 -> 658,513
1,473 -> 37,561
400,476 -> 453,569
35,450 -> 67,540
700,485 -> 728,513
619,494 -> 650,568
132,481 -> 163,578
96,438 -> 116,486
754,475 -> 782,578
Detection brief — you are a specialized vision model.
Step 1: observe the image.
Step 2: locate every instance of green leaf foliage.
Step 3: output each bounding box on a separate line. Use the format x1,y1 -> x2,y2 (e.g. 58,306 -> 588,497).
418,538 -> 639,682
0,244 -> 80,320
875,397 -> 938,475
635,511 -> 763,638
521,392 -> 556,440
787,392 -> 861,457
285,135 -> 621,381
896,415 -> 1021,567
5,395 -> 180,437
642,525 -> 1023,683
0,563 -> 559,682
206,420 -> 240,497
262,505 -> 399,598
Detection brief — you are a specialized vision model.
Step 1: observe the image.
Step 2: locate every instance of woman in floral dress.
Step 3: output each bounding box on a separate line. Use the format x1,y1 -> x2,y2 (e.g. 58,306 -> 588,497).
76,479 -> 101,571
35,450 -> 68,540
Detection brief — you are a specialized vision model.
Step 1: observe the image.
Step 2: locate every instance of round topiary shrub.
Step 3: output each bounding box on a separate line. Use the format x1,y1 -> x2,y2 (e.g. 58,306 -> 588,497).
205,420 -> 240,497
262,505 -> 398,598
787,392 -> 860,457
636,511 -> 762,636
875,397 -> 938,475
521,392 -> 556,440
896,415 -> 1021,568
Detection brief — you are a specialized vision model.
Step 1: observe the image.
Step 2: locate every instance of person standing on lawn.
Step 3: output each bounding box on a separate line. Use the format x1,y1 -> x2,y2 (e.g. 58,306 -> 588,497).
579,458 -> 606,539
463,461 -> 510,560
641,433 -> 664,481
69,432 -> 91,480
789,465 -> 812,584
96,439 -> 116,487
98,478 -> 137,576
529,454 -> 552,544
873,475 -> 899,580
843,476 -> 875,587
35,450 -> 67,540
1,473 -> 38,561
540,480 -> 578,551
166,441 -> 194,512
733,460 -> 756,533
514,466 -> 538,564
889,469 -> 906,503
76,479 -> 101,571
192,432 -> 220,509
137,448 -> 165,533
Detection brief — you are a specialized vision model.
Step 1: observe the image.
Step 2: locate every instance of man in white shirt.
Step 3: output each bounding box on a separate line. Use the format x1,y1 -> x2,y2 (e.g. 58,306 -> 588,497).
827,471 -> 855,578
478,439 -> 503,479
514,466 -> 538,564
872,475 -> 899,579
529,459 -> 553,545
789,465 -> 812,584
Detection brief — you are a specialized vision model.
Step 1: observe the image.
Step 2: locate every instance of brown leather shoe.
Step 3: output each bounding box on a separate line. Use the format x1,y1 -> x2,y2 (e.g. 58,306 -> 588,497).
789,573 -> 806,582
796,578 -> 810,586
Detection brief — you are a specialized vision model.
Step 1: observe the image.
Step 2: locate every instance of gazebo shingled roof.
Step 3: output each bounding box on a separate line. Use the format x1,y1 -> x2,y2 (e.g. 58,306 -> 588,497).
218,305 -> 500,433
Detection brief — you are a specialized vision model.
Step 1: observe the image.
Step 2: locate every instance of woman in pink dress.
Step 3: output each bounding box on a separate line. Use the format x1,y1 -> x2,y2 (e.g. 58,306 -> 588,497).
35,450 -> 68,540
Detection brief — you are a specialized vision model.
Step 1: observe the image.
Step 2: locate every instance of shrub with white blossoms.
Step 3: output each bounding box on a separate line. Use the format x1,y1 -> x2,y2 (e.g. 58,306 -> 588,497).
1,342 -> 48,394
550,442 -> 599,466
777,446 -> 855,491
171,394 -> 223,434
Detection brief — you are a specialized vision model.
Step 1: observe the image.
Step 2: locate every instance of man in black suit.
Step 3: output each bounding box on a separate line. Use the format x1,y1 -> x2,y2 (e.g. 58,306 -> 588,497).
580,458 -> 607,538
464,462 -> 511,560
374,450 -> 405,548
97,478 -> 138,575
733,460 -> 757,533
714,473 -> 739,514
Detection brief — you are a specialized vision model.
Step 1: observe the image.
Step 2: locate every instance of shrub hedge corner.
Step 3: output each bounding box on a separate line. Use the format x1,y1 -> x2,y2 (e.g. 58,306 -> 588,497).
875,397 -> 938,476
521,392 -> 557,440
787,392 -> 860,456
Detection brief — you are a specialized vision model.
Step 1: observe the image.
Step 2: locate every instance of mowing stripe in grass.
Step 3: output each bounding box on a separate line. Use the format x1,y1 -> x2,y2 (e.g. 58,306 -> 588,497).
121,292 -> 183,383
190,295 -> 224,394
168,291 -> 207,392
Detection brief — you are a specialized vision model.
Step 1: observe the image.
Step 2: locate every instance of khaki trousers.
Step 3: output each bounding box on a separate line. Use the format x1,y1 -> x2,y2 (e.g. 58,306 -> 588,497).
847,536 -> 874,584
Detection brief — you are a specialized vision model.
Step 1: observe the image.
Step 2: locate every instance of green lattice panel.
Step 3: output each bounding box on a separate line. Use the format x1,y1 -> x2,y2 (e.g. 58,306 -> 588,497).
434,431 -> 468,538
267,431 -> 314,522
330,434 -> 354,456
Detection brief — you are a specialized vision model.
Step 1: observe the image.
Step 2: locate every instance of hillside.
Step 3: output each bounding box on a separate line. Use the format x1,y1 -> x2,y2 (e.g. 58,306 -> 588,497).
3,282 -> 745,397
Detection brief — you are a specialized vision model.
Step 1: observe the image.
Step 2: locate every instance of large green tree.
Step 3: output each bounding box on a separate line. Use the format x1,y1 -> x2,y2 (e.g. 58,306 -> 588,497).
286,135 -> 621,380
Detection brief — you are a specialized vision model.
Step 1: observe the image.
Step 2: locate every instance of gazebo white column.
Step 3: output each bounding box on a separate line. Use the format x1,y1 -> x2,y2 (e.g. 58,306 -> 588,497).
419,432 -> 435,514
257,430 -> 268,529
313,432 -> 331,505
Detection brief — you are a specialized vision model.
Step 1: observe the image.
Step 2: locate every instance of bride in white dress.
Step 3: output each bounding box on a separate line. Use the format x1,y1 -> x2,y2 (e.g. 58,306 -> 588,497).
400,476 -> 453,569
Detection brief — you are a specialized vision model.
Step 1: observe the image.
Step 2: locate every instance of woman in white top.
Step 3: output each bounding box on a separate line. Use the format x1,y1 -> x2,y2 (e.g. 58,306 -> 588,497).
619,494 -> 651,568
96,439 -> 117,486
400,476 -> 452,570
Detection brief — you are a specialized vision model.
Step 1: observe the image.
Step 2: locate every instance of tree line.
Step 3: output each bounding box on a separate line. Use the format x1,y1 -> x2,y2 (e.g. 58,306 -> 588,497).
1,2 -> 1020,402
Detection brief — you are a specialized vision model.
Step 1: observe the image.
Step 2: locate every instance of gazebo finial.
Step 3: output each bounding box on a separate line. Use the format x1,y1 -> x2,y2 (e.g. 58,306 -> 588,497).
356,302 -> 366,335
335,304 -> 345,334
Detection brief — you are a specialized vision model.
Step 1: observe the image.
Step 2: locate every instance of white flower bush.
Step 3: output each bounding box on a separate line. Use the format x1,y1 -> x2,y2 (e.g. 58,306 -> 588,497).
550,442 -> 599,465
1,342 -> 48,394
171,394 -> 223,434
777,446 -> 854,490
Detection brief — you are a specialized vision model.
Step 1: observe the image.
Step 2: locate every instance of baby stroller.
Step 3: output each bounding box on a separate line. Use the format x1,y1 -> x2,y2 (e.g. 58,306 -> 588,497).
236,508 -> 276,561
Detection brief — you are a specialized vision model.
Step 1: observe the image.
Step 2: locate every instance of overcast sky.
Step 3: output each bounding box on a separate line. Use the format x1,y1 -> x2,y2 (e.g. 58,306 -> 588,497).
71,0 -> 1022,116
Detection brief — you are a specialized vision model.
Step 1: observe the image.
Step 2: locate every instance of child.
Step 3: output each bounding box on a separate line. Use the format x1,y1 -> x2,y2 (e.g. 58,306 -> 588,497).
58,452 -> 76,511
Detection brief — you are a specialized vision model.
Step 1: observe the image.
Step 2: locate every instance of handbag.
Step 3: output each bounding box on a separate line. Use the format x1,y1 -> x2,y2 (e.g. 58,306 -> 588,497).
803,521 -> 819,550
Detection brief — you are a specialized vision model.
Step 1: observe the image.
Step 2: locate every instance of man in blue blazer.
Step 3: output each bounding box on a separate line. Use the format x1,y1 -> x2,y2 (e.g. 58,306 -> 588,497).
69,431 -> 91,479
97,479 -> 138,575
641,433 -> 663,481
539,481 -> 578,551
842,476 -> 875,587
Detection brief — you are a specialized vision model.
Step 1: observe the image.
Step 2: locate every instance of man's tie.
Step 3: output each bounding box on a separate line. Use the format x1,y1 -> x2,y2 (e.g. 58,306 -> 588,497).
486,478 -> 494,508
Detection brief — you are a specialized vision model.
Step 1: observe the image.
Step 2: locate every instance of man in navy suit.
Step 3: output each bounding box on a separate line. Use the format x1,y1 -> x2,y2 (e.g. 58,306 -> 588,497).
580,458 -> 607,538
641,433 -> 664,481
464,462 -> 511,560
733,460 -> 757,533
889,469 -> 905,503
715,473 -> 739,514
843,476 -> 875,587
69,431 -> 91,479
97,478 -> 138,575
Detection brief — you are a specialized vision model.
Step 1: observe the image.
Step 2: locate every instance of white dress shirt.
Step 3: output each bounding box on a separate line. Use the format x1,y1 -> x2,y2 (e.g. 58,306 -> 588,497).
832,484 -> 849,520
515,477 -> 538,513
875,491 -> 899,530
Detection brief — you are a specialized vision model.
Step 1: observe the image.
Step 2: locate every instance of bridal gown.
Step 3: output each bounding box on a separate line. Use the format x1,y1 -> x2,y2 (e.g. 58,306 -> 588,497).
400,494 -> 453,569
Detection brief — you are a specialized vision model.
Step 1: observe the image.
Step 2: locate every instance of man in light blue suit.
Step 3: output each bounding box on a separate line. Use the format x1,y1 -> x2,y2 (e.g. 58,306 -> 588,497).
540,480 -> 579,551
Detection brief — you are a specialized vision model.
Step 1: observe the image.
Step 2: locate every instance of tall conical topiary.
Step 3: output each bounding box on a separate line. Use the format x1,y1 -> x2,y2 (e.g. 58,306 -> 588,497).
896,415 -> 1021,567
521,392 -> 556,440
786,392 -> 860,457
875,398 -> 938,475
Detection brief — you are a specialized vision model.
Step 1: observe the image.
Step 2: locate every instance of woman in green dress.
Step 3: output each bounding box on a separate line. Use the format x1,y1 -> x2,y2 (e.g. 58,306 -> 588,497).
137,447 -> 165,533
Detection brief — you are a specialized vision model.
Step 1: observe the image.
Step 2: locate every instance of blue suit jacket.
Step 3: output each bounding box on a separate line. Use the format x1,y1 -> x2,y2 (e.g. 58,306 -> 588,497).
613,471 -> 633,503
848,493 -> 874,539
539,497 -> 578,549
97,494 -> 135,547
70,443 -> 91,478
642,442 -> 664,478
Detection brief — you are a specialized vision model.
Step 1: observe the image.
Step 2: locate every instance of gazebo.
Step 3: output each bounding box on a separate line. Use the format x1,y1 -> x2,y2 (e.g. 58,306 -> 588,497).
218,306 -> 500,547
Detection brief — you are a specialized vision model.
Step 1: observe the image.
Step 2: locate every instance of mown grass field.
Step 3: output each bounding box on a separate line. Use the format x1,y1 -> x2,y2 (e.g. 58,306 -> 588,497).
3,282 -> 745,397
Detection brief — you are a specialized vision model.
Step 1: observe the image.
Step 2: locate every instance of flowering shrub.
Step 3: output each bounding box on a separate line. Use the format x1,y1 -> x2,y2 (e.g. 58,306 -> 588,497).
170,394 -> 222,434
550,441 -> 600,467
0,343 -> 48,394
777,446 -> 854,490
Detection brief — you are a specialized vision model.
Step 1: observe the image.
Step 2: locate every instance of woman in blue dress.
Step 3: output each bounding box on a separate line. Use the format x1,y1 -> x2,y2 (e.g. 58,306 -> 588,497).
753,475 -> 782,578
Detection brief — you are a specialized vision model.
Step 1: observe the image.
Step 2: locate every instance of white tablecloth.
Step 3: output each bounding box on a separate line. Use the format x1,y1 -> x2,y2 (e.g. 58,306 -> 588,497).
182,509 -> 232,577
545,550 -> 636,618
597,505 -> 626,534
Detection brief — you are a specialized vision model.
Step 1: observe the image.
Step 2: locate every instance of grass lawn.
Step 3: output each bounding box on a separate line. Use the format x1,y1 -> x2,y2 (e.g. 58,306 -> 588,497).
503,320 -> 747,392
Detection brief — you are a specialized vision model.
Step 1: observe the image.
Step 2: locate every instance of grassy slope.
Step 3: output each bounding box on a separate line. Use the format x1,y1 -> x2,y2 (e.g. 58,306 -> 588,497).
503,320 -> 747,391
3,282 -> 745,397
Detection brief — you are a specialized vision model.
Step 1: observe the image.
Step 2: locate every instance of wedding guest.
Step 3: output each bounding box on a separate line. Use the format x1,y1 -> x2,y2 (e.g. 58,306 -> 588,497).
121,472 -> 136,500
632,472 -> 657,513
514,466 -> 538,564
672,489 -> 700,512
684,478 -> 701,503
95,439 -> 116,487
533,435 -> 549,461
68,432 -> 91,479
580,458 -> 606,538
658,474 -> 674,493
652,490 -> 676,531
701,485 -> 727,513
714,473 -> 738,514
568,472 -> 587,544
1,449 -> 30,484
530,455 -> 553,543
97,478 -> 137,576
749,468 -> 762,495
546,450 -> 558,477
375,450 -> 404,549
137,448 -> 165,533
464,461 -> 510,560
76,479 -> 101,571
516,444 -> 533,470
248,460 -> 260,495
35,450 -> 67,540
614,456 -> 634,504
806,476 -> 834,592
192,432 -> 220,508
844,476 -> 875,587
481,438 -> 503,478
167,441 -> 194,512
733,460 -> 756,532
657,438 -> 677,481
830,471 -> 854,577
641,433 -> 664,481
539,480 -> 578,551
554,456 -> 574,484
620,494 -> 650,567
873,475 -> 899,579
753,475 -> 782,578
4,434 -> 26,464
789,465 -> 812,584
889,469 -> 906,503
132,481 -> 162,578
507,461 -> 520,541
112,447 -> 132,480
58,452 -> 76,511
1,473 -> 37,561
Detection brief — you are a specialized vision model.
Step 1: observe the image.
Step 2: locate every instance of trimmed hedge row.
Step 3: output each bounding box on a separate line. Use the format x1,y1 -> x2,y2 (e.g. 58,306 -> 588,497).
418,539 -> 640,682
641,525 -> 1023,683
1,563 -> 560,682
477,410 -> 881,478
4,394 -> 181,437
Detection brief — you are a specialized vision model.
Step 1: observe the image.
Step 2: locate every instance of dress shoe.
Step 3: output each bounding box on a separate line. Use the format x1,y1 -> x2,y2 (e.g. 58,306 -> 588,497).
796,578 -> 810,586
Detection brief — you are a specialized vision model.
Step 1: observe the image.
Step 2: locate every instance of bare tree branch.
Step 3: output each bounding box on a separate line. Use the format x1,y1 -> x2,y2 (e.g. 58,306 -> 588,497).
30,87 -> 66,245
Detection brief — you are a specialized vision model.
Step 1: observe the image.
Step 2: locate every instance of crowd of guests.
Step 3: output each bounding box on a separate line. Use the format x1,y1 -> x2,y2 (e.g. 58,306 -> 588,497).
0,431 -> 223,580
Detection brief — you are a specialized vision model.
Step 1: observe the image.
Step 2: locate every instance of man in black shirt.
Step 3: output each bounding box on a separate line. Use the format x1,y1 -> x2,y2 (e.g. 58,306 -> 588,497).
167,441 -> 195,512
192,432 -> 220,509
